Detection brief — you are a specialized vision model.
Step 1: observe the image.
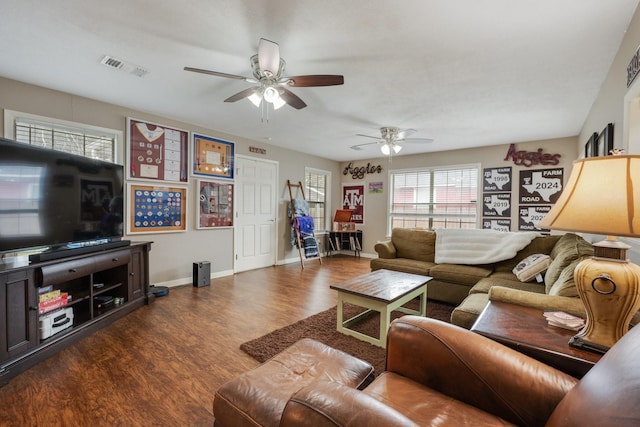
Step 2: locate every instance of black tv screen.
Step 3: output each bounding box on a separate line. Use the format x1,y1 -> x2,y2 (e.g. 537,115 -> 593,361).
0,137 -> 124,254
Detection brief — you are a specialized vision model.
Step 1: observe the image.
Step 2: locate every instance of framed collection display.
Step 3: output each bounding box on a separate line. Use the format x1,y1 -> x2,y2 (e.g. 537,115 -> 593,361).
127,183 -> 187,234
192,133 -> 235,179
197,180 -> 234,228
126,118 -> 189,183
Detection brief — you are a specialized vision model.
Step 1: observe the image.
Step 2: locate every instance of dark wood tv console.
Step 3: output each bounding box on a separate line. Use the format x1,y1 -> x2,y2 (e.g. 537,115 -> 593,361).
0,241 -> 153,385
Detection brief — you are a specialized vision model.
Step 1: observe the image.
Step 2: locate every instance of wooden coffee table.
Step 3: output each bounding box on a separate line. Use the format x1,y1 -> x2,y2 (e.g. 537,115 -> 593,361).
330,269 -> 431,348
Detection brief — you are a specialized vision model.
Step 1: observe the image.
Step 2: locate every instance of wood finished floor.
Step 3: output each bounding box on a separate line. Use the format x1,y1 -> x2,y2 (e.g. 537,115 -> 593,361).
0,255 -> 371,426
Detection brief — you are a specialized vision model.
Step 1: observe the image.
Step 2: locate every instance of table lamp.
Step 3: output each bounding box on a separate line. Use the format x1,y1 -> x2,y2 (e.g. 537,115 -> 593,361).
538,154 -> 640,353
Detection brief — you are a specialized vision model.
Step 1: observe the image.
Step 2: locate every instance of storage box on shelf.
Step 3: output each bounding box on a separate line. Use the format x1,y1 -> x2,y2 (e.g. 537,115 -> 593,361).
332,210 -> 356,232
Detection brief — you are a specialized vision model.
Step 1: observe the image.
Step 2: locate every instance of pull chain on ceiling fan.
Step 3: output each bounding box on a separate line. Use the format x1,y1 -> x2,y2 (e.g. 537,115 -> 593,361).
184,38 -> 344,118
351,127 -> 433,156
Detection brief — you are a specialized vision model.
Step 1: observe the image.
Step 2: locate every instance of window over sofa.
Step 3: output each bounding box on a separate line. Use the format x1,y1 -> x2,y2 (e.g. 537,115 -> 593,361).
388,164 -> 479,233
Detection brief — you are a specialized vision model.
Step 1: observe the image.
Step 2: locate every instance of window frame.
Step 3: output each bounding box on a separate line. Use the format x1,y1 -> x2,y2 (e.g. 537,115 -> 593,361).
387,163 -> 481,234
3,109 -> 122,164
304,167 -> 331,231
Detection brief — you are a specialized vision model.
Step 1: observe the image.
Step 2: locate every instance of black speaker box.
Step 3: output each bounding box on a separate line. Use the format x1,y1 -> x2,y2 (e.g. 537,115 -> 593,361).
193,261 -> 211,287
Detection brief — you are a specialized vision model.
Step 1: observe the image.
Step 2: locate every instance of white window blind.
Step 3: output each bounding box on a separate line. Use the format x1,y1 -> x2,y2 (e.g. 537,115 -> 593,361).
388,165 -> 479,232
305,168 -> 331,231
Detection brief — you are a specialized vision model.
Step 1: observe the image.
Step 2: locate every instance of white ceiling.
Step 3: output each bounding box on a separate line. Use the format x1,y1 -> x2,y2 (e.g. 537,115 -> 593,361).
0,0 -> 638,161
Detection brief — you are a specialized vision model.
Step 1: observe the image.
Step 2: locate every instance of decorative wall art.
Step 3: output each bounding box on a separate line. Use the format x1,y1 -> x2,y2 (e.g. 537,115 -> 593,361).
584,132 -> 599,158
342,183 -> 365,224
127,183 -> 187,234
192,133 -> 235,179
126,118 -> 189,183
596,123 -> 614,156
197,180 -> 234,229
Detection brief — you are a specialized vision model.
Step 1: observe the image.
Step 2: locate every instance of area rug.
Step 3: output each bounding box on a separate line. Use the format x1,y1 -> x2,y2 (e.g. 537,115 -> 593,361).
240,300 -> 455,375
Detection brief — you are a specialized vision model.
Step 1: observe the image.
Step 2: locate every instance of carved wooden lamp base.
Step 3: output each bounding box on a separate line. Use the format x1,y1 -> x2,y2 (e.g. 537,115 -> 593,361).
569,240 -> 640,354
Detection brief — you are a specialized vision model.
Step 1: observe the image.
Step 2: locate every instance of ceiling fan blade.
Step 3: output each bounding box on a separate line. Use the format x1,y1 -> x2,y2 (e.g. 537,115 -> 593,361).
258,38 -> 280,77
350,141 -> 382,150
279,88 -> 307,109
184,67 -> 251,81
356,133 -> 383,140
402,138 -> 434,144
283,75 -> 344,87
224,87 -> 260,103
396,128 -> 417,140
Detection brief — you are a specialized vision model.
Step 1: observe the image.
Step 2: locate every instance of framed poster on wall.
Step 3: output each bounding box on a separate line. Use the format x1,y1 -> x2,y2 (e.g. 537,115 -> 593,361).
342,183 -> 365,224
192,133 -> 234,179
127,183 -> 187,234
196,180 -> 234,228
126,117 -> 189,183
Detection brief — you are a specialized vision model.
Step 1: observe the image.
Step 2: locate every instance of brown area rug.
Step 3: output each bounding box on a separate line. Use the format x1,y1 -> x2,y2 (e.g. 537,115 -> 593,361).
240,300 -> 454,375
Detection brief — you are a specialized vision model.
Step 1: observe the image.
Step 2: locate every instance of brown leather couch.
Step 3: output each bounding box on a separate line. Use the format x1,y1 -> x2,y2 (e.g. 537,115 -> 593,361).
280,316 -> 640,426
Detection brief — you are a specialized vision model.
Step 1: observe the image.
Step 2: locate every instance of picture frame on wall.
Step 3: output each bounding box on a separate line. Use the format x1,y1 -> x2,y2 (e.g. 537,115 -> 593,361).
196,179 -> 234,229
126,117 -> 189,183
596,123 -> 614,156
584,132 -> 598,158
127,183 -> 187,234
192,133 -> 235,179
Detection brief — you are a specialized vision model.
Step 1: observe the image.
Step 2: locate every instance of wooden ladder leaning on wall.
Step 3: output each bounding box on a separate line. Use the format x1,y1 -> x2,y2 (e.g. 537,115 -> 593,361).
287,180 -> 322,269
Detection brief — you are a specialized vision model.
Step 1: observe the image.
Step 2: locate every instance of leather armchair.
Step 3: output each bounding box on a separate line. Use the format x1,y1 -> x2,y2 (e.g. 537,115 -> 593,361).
280,315 -> 640,426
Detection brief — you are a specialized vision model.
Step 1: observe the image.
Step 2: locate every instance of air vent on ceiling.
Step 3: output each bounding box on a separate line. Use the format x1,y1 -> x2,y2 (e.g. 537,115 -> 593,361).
100,55 -> 149,77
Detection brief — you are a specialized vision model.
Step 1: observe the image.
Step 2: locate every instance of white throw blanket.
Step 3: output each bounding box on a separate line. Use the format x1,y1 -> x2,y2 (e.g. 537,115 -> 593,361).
434,229 -> 540,264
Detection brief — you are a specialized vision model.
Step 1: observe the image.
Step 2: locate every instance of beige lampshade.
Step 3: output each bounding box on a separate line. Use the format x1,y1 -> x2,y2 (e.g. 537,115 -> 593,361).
538,155 -> 640,237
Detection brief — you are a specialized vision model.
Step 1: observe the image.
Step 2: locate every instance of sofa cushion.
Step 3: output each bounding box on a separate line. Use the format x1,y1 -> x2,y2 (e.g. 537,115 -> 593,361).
429,264 -> 492,286
545,233 -> 594,293
451,293 -> 490,329
370,258 -> 435,276
494,235 -> 561,273
391,228 -> 436,262
512,254 -> 551,282
548,256 -> 590,297
363,372 -> 514,426
470,276 -> 545,295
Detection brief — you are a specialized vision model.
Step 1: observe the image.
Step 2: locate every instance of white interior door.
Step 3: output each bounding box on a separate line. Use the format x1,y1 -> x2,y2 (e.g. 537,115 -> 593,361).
234,157 -> 277,272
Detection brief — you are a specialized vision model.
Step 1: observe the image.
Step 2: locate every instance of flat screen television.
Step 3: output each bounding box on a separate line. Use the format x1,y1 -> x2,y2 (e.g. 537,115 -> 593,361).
0,137 -> 126,259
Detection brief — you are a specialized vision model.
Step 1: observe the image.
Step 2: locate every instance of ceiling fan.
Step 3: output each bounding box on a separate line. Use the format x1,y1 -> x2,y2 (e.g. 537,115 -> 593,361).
351,127 -> 433,155
184,38 -> 344,110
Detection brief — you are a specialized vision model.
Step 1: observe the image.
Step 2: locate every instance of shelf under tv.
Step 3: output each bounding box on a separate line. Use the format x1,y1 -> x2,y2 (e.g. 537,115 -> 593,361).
28,240 -> 131,263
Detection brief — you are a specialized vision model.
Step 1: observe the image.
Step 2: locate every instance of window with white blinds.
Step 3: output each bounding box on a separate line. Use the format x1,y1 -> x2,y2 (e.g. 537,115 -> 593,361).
388,165 -> 479,233
5,111 -> 119,163
305,168 -> 331,231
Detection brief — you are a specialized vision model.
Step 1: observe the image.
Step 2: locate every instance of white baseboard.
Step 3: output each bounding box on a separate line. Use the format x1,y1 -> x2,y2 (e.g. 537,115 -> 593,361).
153,268 -> 234,288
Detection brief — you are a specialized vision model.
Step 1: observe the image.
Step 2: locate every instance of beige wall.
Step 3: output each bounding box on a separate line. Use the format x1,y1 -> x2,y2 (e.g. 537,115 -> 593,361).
579,5 -> 640,263
339,137 -> 578,254
581,5 -> 640,155
0,77 -> 342,286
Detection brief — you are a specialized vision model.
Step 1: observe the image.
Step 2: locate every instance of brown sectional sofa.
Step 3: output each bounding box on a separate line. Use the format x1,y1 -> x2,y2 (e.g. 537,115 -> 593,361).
371,228 -> 595,328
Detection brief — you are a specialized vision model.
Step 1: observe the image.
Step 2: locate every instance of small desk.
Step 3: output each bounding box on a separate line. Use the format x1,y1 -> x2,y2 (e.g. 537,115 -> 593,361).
471,301 -> 602,378
330,269 -> 431,348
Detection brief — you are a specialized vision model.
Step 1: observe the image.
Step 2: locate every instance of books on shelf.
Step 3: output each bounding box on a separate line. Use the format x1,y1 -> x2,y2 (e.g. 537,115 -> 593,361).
38,292 -> 69,314
543,311 -> 585,331
39,289 -> 61,303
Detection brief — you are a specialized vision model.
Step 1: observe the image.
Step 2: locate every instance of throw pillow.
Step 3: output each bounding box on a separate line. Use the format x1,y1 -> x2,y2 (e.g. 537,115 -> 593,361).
512,254 -> 551,282
548,256 -> 590,297
545,233 -> 594,293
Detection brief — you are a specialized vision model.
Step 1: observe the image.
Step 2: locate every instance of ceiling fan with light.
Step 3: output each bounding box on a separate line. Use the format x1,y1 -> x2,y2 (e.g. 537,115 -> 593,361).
350,127 -> 433,155
184,38 -> 344,111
